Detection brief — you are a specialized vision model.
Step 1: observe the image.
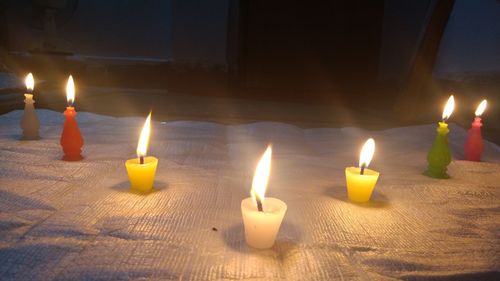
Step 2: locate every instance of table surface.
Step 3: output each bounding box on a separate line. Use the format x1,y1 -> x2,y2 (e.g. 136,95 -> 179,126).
1,109 -> 499,281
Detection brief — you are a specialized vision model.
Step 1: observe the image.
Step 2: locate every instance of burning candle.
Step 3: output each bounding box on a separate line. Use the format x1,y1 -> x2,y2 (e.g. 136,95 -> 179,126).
425,95 -> 455,178
241,145 -> 287,249
345,138 -> 379,203
464,100 -> 487,161
20,73 -> 40,140
60,75 -> 84,161
125,112 -> 158,193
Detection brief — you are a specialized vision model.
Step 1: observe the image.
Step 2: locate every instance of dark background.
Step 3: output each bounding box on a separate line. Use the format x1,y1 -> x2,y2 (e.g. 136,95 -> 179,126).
0,0 -> 499,143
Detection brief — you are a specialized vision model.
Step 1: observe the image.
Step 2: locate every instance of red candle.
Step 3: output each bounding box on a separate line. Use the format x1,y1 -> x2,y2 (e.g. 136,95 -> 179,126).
464,100 -> 487,162
60,75 -> 84,161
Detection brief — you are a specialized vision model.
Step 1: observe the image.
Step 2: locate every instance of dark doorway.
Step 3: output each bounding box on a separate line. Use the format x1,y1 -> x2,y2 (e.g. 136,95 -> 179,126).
234,0 -> 385,104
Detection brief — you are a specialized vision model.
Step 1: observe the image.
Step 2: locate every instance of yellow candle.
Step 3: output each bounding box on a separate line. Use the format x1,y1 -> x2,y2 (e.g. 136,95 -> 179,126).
125,112 -> 158,192
345,138 -> 379,203
126,156 -> 158,192
241,145 -> 287,249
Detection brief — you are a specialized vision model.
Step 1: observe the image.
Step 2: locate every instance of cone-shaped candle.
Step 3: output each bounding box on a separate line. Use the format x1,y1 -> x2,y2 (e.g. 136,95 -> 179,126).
345,138 -> 380,203
20,73 -> 40,140
425,95 -> 455,178
241,145 -> 287,249
464,100 -> 487,161
60,75 -> 84,161
125,112 -> 158,193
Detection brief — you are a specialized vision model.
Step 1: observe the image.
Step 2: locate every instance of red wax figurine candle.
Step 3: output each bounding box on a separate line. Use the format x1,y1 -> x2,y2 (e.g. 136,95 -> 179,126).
60,75 -> 84,161
464,100 -> 487,161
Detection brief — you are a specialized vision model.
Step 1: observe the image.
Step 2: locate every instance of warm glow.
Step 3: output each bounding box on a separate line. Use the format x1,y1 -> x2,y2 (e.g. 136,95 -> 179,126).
25,73 -> 34,92
475,99 -> 487,117
251,145 -> 272,205
359,138 -> 375,168
136,112 -> 152,158
66,75 -> 75,105
442,95 -> 455,120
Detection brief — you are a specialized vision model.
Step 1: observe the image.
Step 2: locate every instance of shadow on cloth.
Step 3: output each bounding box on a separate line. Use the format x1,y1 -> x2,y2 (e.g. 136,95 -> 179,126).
322,185 -> 391,209
52,268 -> 178,281
0,190 -> 55,212
222,222 -> 302,255
0,243 -> 79,279
109,180 -> 169,195
401,271 -> 500,281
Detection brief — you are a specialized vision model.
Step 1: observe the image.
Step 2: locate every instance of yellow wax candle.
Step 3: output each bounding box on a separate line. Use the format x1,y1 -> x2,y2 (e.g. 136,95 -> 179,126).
125,112 -> 158,193
241,145 -> 287,249
345,138 -> 380,203
126,156 -> 158,192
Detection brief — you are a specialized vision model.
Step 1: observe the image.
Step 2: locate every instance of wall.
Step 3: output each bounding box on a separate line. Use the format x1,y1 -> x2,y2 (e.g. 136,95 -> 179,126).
170,0 -> 228,66
380,0 -> 500,81
434,0 -> 500,76
7,0 -> 172,60
7,0 -> 499,73
379,0 -> 432,81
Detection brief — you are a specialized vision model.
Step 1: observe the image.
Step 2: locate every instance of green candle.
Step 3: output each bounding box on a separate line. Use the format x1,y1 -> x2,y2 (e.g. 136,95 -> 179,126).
424,95 -> 455,179
425,122 -> 451,178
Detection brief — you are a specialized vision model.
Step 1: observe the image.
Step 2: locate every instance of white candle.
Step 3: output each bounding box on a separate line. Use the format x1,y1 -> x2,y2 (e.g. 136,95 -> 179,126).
241,145 -> 287,249
20,73 -> 40,140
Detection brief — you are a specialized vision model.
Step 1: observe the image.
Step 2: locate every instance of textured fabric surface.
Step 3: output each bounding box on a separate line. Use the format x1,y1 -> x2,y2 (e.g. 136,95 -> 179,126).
0,109 -> 499,281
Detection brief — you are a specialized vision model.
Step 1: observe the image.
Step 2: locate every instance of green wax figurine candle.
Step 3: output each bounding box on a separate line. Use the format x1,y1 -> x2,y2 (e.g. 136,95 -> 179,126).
425,122 -> 451,178
425,95 -> 455,179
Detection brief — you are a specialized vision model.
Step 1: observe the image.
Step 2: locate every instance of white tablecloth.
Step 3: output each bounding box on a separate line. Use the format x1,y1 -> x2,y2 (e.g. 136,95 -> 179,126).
1,109 -> 499,280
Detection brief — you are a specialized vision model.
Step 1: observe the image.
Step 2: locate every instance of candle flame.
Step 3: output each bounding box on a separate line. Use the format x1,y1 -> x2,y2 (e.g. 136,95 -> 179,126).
359,138 -> 375,169
136,112 -> 152,158
251,145 -> 272,206
442,95 -> 455,121
66,75 -> 75,106
25,73 -> 34,92
475,99 -> 487,117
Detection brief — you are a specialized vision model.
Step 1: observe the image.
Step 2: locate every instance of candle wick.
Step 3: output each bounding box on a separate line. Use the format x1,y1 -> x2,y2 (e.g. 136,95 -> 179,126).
140,156 -> 144,165
360,163 -> 366,175
256,198 -> 263,212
